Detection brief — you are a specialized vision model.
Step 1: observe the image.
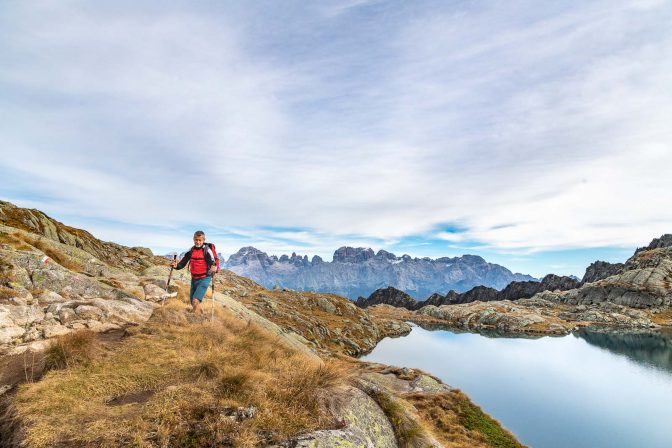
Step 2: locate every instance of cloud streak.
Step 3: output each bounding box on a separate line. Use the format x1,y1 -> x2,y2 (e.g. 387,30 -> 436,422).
1,0 -> 670,272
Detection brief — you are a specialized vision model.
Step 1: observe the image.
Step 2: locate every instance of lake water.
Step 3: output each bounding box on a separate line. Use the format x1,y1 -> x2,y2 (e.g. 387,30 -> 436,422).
362,325 -> 672,448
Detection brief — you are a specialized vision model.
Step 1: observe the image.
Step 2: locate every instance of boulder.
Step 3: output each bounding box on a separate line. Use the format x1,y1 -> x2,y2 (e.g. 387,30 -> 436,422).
75,305 -> 104,320
279,386 -> 396,448
57,308 -> 77,324
143,283 -> 169,302
42,323 -> 71,338
0,324 -> 25,344
315,297 -> 337,314
0,304 -> 45,326
35,290 -> 66,304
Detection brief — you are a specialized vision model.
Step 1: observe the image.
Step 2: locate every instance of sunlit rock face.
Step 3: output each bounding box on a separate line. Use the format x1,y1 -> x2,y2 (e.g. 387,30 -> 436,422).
536,235 -> 672,309
224,246 -> 535,300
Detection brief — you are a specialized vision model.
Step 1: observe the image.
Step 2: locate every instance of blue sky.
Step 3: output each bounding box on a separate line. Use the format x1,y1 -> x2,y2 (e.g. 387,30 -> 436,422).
1,0 -> 670,278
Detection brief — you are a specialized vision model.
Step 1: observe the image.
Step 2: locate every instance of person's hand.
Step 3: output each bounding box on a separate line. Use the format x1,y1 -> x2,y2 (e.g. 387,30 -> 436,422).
171,259 -> 177,268
208,265 -> 217,275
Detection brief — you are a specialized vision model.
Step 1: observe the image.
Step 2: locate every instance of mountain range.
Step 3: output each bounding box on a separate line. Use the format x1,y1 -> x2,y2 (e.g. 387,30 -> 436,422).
221,246 -> 536,299
356,234 -> 672,311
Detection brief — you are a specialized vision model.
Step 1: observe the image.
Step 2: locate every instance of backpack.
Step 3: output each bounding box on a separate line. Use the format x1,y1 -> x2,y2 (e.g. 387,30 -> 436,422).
202,242 -> 220,273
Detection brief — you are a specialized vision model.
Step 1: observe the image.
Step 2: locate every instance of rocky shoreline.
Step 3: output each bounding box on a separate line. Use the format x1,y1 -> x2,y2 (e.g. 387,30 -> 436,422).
368,298 -> 671,339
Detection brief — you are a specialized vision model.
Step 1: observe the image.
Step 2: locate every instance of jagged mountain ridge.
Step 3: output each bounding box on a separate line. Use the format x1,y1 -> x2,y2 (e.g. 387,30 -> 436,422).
223,246 -> 536,299
356,273 -> 580,310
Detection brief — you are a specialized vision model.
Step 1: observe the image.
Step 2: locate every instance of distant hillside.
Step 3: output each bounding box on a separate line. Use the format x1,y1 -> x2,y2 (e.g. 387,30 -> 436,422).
223,246 -> 535,299
357,274 -> 580,310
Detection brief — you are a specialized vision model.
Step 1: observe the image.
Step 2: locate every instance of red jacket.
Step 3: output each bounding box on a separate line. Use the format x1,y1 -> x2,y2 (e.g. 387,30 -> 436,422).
175,243 -> 219,279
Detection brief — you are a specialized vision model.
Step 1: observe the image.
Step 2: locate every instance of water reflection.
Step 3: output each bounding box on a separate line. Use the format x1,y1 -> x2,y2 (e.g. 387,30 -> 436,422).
362,326 -> 672,448
574,328 -> 672,374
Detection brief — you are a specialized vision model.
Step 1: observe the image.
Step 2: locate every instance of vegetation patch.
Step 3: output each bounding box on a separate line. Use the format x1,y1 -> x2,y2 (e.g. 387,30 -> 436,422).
42,330 -> 101,372
0,285 -> 17,301
407,391 -> 525,448
0,231 -> 34,252
24,236 -> 84,272
9,302 -> 348,448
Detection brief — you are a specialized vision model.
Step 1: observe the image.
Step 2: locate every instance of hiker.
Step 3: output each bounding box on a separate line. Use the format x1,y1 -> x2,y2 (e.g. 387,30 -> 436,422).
171,230 -> 220,314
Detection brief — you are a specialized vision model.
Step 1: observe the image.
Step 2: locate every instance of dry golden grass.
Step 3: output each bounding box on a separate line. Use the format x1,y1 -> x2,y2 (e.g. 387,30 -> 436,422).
0,286 -> 17,301
10,301 -> 348,448
407,391 -> 525,448
0,230 -> 84,272
42,331 -> 102,372
25,236 -> 84,272
651,309 -> 672,326
0,231 -> 33,250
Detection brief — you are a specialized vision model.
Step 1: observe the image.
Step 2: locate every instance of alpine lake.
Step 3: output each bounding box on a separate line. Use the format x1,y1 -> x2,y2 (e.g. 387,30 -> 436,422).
362,325 -> 672,448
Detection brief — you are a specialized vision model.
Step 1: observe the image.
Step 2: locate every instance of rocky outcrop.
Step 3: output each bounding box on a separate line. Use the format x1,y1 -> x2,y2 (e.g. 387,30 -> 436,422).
0,245 -> 154,353
0,201 -> 164,272
417,298 -> 569,334
356,287 -> 417,310
581,261 -> 625,284
212,278 -> 411,357
224,245 -> 535,299
277,386 -> 397,448
535,245 -> 672,309
445,285 -> 499,304
497,274 -> 579,300
414,298 -> 658,336
634,234 -> 672,254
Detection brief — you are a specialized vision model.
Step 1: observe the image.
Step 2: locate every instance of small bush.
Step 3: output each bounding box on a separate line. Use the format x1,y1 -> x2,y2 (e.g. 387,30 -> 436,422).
218,371 -> 252,398
191,361 -> 220,381
43,331 -> 100,371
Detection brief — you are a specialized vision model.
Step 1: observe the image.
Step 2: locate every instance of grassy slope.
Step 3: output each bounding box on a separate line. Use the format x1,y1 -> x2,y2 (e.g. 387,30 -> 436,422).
9,302 -> 346,448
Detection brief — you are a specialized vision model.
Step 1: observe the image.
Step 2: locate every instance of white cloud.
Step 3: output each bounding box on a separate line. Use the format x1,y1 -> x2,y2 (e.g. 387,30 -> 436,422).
1,0 -> 670,254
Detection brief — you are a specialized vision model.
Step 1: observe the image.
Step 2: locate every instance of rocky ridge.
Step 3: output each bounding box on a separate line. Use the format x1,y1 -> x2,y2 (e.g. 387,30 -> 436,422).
0,200 -> 162,272
355,286 -> 417,310
580,260 -> 625,284
534,245 -> 672,309
357,273 -> 580,310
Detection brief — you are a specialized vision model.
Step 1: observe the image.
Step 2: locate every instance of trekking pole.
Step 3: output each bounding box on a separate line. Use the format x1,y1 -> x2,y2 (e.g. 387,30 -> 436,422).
211,273 -> 216,322
163,254 -> 177,307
